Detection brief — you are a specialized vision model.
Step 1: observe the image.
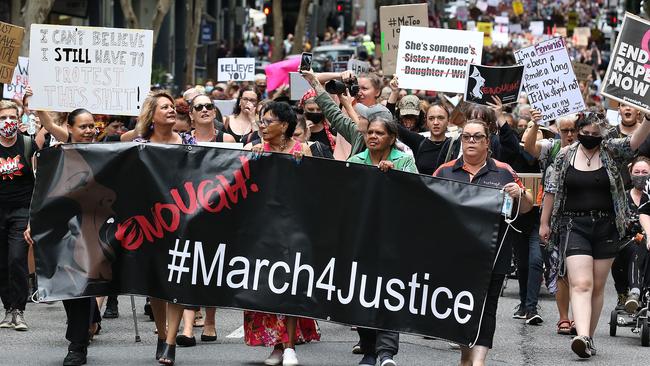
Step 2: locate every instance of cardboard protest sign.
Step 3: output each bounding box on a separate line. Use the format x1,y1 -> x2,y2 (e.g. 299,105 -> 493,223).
530,21 -> 544,36
2,56 -> 28,100
289,72 -> 311,101
572,62 -> 592,83
514,37 -> 585,124
379,3 -> 428,76
477,22 -> 493,47
509,24 -> 522,34
396,26 -> 483,93
28,24 -> 152,116
573,27 -> 590,47
601,13 -> 650,113
492,24 -> 509,46
217,57 -> 255,81
347,59 -> 370,76
464,64 -> 524,105
0,21 -> 25,84
513,1 -> 524,16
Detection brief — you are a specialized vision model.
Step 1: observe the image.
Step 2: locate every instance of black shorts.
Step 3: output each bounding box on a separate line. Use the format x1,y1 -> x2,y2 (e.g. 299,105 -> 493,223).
558,215 -> 619,259
475,274 -> 505,348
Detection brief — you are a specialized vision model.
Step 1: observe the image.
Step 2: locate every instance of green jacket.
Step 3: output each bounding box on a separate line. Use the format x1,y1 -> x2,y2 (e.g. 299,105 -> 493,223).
315,90 -> 366,158
348,147 -> 418,173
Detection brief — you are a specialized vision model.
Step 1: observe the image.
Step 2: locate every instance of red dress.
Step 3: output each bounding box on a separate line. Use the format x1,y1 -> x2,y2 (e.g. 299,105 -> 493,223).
244,139 -> 321,347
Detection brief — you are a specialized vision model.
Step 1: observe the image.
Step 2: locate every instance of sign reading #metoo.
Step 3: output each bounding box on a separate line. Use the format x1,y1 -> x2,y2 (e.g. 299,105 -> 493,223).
28,24 -> 153,116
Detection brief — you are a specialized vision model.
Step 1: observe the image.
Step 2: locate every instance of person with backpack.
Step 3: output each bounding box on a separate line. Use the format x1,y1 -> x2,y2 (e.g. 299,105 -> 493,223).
0,100 -> 35,332
523,113 -> 577,335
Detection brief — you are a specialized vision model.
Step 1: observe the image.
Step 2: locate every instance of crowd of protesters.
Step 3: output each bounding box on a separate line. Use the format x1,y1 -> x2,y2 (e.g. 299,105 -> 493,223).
3,1 -> 650,366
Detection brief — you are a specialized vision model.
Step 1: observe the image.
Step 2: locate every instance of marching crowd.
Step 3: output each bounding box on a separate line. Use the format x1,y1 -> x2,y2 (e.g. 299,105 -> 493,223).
2,5 -> 650,366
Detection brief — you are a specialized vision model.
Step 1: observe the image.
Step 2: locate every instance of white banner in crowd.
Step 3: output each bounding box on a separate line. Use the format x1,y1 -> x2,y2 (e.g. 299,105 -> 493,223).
396,26 -> 483,93
514,37 -> 585,124
289,72 -> 311,101
28,24 -> 153,116
2,56 -> 28,100
218,58 -> 255,82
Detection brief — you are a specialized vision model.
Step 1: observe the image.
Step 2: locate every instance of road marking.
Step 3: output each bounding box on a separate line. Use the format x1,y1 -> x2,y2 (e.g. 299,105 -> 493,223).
226,325 -> 244,338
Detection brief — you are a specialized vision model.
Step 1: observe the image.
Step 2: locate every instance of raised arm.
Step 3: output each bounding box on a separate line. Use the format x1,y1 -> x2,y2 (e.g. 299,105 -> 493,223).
23,86 -> 69,142
523,109 -> 544,158
631,114 -> 650,151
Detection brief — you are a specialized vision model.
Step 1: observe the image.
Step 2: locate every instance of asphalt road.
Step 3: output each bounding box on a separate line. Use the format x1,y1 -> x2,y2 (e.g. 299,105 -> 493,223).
3,277 -> 649,366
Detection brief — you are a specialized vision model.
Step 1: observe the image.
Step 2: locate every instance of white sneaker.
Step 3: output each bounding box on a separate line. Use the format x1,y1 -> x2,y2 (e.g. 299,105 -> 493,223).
264,348 -> 283,366
282,348 -> 299,366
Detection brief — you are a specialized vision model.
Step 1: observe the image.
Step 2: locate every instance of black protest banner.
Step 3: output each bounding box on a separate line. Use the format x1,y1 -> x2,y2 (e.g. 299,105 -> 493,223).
601,13 -> 650,113
30,143 -> 503,347
464,64 -> 524,105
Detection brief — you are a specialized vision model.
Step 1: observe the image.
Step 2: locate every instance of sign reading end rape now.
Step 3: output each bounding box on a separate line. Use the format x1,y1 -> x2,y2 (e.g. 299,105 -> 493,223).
28,24 -> 153,116
395,26 -> 483,93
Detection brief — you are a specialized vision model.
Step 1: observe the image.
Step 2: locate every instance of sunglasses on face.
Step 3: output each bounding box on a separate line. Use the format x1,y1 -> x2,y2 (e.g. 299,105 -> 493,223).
193,103 -> 215,112
560,128 -> 576,134
460,133 -> 487,143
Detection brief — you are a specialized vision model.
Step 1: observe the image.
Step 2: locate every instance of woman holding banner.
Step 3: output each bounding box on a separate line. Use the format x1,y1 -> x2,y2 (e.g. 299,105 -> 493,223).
540,109 -> 650,358
246,101 -> 316,366
434,119 -> 533,366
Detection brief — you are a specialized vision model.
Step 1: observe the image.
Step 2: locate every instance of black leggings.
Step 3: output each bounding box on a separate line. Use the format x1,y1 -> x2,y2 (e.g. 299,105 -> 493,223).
612,243 -> 650,293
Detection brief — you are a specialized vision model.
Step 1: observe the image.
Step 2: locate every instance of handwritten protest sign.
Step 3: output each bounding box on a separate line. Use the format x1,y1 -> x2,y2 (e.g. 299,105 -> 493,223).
347,59 -> 370,76
573,27 -> 590,47
464,64 -> 524,105
217,57 -> 255,81
28,24 -> 152,116
3,56 -> 28,100
601,13 -> 650,113
396,26 -> 483,93
0,21 -> 25,84
379,3 -> 428,75
572,62 -> 592,83
477,22 -> 493,46
514,37 -> 585,124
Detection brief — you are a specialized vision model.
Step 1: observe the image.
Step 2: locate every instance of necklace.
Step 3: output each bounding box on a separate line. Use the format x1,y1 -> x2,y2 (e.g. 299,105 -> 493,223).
580,146 -> 597,167
270,137 -> 288,152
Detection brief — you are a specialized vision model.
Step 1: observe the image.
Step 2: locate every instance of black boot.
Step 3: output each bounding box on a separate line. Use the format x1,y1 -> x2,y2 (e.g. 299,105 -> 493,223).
63,343 -> 87,366
103,296 -> 119,319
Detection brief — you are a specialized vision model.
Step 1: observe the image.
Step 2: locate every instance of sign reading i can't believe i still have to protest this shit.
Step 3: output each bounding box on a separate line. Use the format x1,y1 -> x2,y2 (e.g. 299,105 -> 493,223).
28,24 -> 153,116
601,13 -> 650,114
514,37 -> 585,125
395,26 -> 483,94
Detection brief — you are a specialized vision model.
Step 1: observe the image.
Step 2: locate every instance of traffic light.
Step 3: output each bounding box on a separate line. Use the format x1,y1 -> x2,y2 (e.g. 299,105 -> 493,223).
336,1 -> 343,13
607,9 -> 618,27
263,1 -> 271,15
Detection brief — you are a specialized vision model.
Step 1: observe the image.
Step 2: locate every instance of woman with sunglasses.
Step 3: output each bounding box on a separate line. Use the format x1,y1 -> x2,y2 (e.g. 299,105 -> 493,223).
188,94 -> 235,143
434,119 -> 533,366
540,109 -> 650,358
224,88 -> 258,143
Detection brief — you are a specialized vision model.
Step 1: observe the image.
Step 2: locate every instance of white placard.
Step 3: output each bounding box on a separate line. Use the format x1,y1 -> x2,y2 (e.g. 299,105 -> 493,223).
495,16 -> 509,25
347,59 -> 370,76
3,56 -> 28,100
289,72 -> 311,101
493,25 -> 510,46
514,38 -> 585,124
217,57 -> 255,82
476,1 -> 488,11
195,141 -> 244,149
487,0 -> 499,6
606,109 -> 621,126
530,21 -> 544,36
509,24 -> 522,34
212,99 -> 237,116
396,26 -> 483,93
466,21 -> 477,31
28,24 -> 153,116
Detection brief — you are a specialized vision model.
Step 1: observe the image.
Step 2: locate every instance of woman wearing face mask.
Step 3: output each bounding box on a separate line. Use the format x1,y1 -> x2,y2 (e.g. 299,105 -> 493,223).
611,157 -> 650,314
299,90 -> 336,153
292,116 -> 334,158
540,110 -> 650,359
224,88 -> 258,143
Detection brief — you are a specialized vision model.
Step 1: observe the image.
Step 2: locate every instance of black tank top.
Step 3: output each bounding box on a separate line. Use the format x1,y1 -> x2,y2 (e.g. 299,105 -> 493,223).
564,165 -> 613,212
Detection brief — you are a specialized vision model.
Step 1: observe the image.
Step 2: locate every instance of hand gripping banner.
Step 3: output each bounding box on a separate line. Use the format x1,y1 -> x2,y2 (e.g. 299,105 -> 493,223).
30,143 -> 503,346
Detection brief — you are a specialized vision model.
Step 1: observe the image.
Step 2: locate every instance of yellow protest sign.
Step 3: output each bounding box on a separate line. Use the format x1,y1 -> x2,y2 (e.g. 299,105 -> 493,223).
513,1 -> 524,16
477,22 -> 493,47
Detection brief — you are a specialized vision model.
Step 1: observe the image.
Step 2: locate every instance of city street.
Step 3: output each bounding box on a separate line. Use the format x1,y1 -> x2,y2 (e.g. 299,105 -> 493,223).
3,277 -> 649,365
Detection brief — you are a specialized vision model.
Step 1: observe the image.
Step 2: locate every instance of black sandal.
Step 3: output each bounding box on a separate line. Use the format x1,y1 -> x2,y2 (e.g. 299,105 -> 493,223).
158,343 -> 176,365
201,332 -> 217,342
155,338 -> 165,360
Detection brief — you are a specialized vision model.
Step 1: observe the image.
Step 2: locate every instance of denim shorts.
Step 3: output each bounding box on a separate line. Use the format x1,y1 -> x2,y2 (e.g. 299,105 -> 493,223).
557,214 -> 619,260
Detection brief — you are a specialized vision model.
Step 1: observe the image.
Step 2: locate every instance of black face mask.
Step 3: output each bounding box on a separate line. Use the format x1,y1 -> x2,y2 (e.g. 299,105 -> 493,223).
304,112 -> 324,124
632,174 -> 650,191
578,133 -> 602,149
